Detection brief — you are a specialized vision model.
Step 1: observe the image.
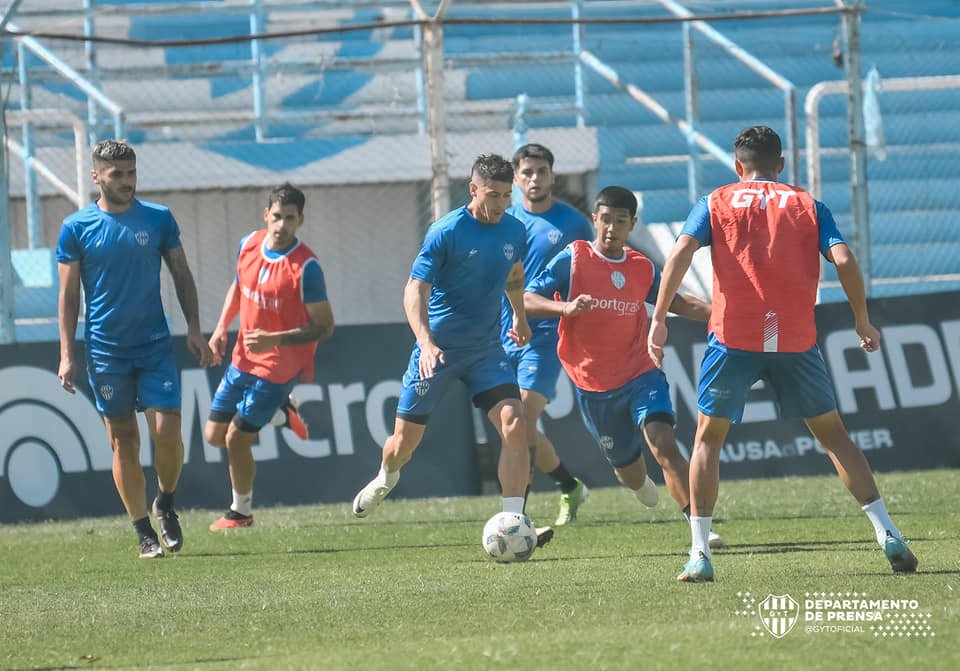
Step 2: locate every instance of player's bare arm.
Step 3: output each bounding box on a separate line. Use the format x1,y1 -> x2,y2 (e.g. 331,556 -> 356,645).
826,242 -> 881,352
208,280 -> 241,366
243,300 -> 335,353
524,291 -> 593,319
404,277 -> 444,379
163,246 -> 215,366
56,261 -> 81,394
648,234 -> 701,367
504,261 -> 531,346
666,292 -> 711,323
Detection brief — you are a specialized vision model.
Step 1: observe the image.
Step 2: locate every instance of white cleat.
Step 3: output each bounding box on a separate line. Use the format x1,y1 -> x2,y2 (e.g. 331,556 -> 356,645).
708,530 -> 725,549
352,480 -> 393,518
635,475 -> 659,507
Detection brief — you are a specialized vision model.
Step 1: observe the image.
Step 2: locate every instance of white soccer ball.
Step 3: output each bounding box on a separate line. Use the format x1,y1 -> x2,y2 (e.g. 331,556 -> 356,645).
482,512 -> 537,563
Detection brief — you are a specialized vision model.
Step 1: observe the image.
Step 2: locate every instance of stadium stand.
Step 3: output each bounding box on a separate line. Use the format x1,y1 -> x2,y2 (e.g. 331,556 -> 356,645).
2,0 -> 959,339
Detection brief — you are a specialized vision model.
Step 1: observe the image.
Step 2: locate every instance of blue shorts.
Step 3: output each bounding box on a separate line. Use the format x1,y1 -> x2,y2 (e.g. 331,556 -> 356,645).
210,364 -> 296,429
503,343 -> 563,400
576,367 -> 675,469
86,339 -> 180,418
397,342 -> 520,421
698,342 -> 838,423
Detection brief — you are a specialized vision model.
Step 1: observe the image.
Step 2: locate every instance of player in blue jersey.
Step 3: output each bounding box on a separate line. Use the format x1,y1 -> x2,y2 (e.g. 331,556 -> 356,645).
500,144 -> 593,525
352,154 -> 546,541
57,140 -> 214,559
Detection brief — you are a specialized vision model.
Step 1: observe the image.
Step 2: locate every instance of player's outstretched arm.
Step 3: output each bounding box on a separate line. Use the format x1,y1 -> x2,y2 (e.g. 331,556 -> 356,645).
649,234 -> 701,367
666,292 -> 711,323
164,246 -> 215,366
404,278 -> 444,379
827,243 -> 881,352
57,262 -> 81,394
524,291 -> 593,318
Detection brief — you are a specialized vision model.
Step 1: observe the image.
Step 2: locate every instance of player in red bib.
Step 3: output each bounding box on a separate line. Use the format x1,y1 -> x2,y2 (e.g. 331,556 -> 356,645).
649,126 -> 918,582
205,184 -> 335,530
525,186 -> 720,545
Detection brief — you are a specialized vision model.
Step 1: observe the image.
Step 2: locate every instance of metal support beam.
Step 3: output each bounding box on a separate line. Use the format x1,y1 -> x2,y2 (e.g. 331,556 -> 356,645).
840,1 -> 871,295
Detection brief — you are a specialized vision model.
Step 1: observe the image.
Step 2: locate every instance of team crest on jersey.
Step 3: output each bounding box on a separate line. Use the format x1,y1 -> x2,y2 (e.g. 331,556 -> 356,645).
610,271 -> 626,289
258,267 -> 270,284
134,231 -> 149,247
503,243 -> 515,261
414,380 -> 430,396
99,384 -> 114,401
600,435 -> 614,451
547,229 -> 562,245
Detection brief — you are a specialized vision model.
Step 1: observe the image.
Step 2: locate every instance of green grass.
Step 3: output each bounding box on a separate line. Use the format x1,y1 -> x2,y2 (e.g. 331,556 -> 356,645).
1,469 -> 958,670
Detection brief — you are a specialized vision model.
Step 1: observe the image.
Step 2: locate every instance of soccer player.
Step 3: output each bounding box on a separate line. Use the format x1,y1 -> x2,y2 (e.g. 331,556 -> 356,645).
57,139 -> 214,559
525,186 -> 722,546
648,125 -> 918,582
205,183 -> 334,530
501,143 -> 593,526
352,154 -> 542,537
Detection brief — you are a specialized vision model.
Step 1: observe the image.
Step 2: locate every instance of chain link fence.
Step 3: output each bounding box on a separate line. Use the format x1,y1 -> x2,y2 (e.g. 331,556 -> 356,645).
2,0 -> 959,341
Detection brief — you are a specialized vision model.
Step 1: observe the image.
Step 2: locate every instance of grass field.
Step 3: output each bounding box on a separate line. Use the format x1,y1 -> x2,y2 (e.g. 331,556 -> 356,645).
1,469 -> 957,671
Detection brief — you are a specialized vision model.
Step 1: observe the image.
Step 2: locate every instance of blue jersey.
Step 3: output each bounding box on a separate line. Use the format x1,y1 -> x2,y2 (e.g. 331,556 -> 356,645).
56,199 -> 182,353
499,201 -> 592,351
410,206 -> 527,351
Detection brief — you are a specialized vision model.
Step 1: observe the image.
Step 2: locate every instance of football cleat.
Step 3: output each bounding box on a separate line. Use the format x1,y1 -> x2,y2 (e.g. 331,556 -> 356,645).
635,476 -> 659,507
138,535 -> 165,559
708,530 -> 725,549
275,395 -> 309,441
352,480 -> 393,519
555,478 -> 589,526
535,526 -> 554,548
152,498 -> 183,552
883,530 -> 918,573
209,510 -> 254,531
677,551 -> 714,582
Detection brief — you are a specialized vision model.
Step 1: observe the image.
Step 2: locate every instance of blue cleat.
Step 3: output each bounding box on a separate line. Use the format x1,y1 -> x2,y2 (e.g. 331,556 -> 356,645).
883,531 -> 918,573
677,551 -> 714,582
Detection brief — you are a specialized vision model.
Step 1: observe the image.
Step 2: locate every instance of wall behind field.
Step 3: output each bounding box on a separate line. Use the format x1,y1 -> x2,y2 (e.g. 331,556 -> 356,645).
2,291 -> 959,524
11,182 -> 427,334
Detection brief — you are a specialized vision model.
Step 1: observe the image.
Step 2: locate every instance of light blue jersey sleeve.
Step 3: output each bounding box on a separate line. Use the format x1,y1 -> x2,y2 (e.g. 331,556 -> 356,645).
679,196 -> 711,246
526,247 -> 573,301
302,259 -> 328,303
816,200 -> 845,255
410,223 -> 447,284
56,221 -> 82,263
161,210 -> 183,252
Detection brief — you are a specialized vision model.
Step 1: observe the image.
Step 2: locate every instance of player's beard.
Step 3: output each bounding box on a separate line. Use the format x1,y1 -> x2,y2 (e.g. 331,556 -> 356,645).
102,184 -> 135,207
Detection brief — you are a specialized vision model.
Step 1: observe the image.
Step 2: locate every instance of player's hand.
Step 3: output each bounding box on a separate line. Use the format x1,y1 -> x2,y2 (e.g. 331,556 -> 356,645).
508,317 -> 532,347
562,293 -> 593,317
856,320 -> 882,352
417,339 -> 445,379
58,355 -> 76,394
244,328 -> 279,354
187,326 -> 215,367
648,318 -> 668,368
208,327 -> 228,366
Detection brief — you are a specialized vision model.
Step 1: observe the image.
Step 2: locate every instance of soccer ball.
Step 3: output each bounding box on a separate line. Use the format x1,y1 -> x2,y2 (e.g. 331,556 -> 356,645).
482,512 -> 537,563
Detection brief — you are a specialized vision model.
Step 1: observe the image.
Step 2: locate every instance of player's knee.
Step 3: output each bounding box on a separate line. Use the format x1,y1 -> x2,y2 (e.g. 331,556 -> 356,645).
204,422 -> 227,447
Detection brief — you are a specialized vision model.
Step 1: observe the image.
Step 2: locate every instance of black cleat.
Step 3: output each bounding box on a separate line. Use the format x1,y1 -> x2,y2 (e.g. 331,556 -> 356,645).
535,526 -> 554,548
138,535 -> 164,559
153,498 -> 183,553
